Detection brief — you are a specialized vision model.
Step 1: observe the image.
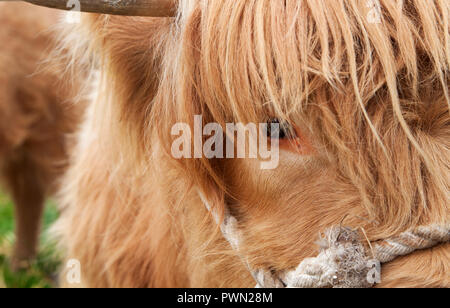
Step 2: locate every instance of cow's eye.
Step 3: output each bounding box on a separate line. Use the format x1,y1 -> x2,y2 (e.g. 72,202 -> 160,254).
267,118 -> 296,140
266,118 -> 314,155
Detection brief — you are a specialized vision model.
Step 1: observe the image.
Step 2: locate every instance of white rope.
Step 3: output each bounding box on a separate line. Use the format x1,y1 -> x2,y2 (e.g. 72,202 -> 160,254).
198,192 -> 285,288
283,224 -> 450,288
279,226 -> 377,288
199,191 -> 450,288
373,224 -> 450,263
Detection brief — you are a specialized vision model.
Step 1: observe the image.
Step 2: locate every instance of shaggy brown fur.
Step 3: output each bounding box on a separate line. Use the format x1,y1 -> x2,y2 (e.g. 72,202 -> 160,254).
0,3 -> 83,268
56,0 -> 449,287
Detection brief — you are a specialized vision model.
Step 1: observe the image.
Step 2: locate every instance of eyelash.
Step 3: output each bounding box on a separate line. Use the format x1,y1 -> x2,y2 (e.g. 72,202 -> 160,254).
266,118 -> 296,140
266,118 -> 315,155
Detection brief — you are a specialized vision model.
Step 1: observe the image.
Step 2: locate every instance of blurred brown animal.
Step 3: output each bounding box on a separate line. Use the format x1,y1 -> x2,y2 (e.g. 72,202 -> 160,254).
52,0 -> 449,287
0,2 -> 83,269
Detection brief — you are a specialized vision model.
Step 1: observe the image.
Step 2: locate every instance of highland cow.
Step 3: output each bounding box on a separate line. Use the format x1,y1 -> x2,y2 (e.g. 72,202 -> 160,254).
19,0 -> 449,287
0,2 -> 83,269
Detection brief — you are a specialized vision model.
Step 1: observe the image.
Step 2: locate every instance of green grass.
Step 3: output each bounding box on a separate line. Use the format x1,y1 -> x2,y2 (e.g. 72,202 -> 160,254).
0,191 -> 61,288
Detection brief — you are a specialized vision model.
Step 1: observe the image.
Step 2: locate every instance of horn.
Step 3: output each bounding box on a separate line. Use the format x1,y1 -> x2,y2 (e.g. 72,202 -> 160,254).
3,0 -> 176,17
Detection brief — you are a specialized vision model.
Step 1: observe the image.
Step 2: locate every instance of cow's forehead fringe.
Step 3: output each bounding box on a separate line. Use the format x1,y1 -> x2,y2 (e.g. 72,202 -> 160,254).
168,0 -> 449,126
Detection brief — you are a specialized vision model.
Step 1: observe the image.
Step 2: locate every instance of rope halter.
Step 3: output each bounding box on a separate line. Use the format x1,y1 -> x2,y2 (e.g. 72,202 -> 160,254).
199,191 -> 450,288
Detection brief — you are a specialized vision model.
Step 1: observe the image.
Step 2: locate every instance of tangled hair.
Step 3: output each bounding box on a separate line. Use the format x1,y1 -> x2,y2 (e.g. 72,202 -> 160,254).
56,0 -> 449,287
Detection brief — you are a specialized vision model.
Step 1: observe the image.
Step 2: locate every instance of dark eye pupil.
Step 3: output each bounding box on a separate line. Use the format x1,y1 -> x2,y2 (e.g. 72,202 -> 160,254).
267,119 -> 288,139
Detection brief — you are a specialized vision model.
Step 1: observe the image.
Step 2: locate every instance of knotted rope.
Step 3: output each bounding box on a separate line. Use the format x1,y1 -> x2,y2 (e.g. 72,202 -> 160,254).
280,224 -> 450,288
199,192 -> 450,288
